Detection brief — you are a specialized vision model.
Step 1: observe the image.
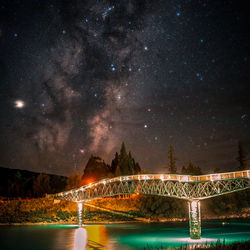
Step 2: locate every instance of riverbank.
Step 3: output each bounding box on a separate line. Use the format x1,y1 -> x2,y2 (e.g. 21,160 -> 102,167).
0,195 -> 249,225
1,216 -> 250,226
143,241 -> 250,250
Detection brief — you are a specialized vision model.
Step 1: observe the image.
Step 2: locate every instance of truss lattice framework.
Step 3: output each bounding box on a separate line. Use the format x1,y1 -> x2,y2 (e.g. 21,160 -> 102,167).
49,170 -> 250,202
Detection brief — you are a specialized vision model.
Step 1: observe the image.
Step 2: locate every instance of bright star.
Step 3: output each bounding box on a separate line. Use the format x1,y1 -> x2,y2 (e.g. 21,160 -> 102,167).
15,100 -> 25,108
241,114 -> 247,120
144,124 -> 148,128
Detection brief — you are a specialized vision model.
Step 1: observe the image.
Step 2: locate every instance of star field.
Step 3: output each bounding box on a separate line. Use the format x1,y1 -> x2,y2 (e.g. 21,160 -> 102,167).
0,0 -> 249,176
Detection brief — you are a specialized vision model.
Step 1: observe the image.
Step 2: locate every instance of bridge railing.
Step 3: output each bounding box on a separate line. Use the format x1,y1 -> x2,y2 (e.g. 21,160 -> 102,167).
50,170 -> 250,198
89,170 -> 249,186
194,170 -> 250,181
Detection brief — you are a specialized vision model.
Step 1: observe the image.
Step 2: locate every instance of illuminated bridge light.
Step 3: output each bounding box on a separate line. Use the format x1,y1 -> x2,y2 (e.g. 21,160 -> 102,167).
215,174 -> 221,180
114,177 -> 119,182
74,228 -> 87,249
160,175 -> 164,181
210,174 -> 221,181
180,176 -> 189,182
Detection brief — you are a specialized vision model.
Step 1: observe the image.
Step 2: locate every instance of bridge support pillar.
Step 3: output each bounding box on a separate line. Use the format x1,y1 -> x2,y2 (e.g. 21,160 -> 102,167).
77,202 -> 83,227
188,200 -> 201,239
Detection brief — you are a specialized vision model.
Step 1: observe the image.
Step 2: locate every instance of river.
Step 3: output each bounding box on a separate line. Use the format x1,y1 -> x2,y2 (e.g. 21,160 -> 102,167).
0,220 -> 250,249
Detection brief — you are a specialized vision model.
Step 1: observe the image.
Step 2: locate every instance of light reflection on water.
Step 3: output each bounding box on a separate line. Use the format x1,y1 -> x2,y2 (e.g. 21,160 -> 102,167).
54,225 -> 110,250
0,221 -> 250,249
74,228 -> 87,250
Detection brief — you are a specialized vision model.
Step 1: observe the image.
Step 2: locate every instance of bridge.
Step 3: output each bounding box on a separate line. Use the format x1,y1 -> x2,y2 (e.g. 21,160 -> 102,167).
48,170 -> 250,240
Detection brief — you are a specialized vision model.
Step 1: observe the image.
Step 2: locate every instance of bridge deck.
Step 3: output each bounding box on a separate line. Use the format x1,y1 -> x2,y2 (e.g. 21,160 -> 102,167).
90,169 -> 250,185
50,170 -> 250,201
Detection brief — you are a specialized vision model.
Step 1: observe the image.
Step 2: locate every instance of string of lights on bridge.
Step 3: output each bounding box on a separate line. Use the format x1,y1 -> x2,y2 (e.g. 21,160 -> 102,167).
56,170 -> 250,197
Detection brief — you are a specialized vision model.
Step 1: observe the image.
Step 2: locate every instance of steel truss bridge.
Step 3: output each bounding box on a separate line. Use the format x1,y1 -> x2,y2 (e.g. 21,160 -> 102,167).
48,170 -> 250,239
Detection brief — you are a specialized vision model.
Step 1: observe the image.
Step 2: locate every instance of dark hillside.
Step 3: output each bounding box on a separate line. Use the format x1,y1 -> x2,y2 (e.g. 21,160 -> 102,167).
0,167 -> 67,198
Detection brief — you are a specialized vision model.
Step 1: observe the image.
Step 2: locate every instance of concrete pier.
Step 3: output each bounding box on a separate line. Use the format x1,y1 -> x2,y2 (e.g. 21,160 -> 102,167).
77,202 -> 83,227
188,200 -> 201,239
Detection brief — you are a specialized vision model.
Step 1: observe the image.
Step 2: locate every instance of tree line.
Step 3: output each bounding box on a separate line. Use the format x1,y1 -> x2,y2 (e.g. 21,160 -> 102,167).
0,142 -> 141,198
0,167 -> 67,198
81,142 -> 141,185
167,140 -> 248,175
0,140 -> 248,198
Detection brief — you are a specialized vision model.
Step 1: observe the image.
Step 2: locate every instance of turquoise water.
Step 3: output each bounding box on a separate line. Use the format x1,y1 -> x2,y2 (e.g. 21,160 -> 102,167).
0,220 -> 250,249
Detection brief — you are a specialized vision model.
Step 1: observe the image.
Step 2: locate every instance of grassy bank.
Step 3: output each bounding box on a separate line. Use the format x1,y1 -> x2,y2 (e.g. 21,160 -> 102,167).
144,241 -> 250,249
0,195 -> 249,224
0,197 -> 138,224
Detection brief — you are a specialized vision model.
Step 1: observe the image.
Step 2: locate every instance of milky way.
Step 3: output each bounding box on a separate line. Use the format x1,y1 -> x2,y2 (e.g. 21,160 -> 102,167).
0,0 -> 249,175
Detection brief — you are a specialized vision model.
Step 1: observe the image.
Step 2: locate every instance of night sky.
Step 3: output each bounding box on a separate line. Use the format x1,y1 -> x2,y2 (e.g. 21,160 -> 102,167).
0,0 -> 249,176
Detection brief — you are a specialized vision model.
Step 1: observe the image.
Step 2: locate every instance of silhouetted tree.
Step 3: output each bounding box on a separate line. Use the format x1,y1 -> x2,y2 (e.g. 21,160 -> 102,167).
66,174 -> 83,190
115,165 -> 122,176
111,152 -> 119,173
168,144 -> 177,173
82,156 -> 113,184
120,142 -> 127,159
181,161 -> 202,175
214,167 -> 222,173
7,171 -> 24,197
236,141 -> 248,170
134,163 -> 141,174
128,152 -> 135,174
181,166 -> 187,175
32,174 -> 51,197
111,142 -> 141,176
